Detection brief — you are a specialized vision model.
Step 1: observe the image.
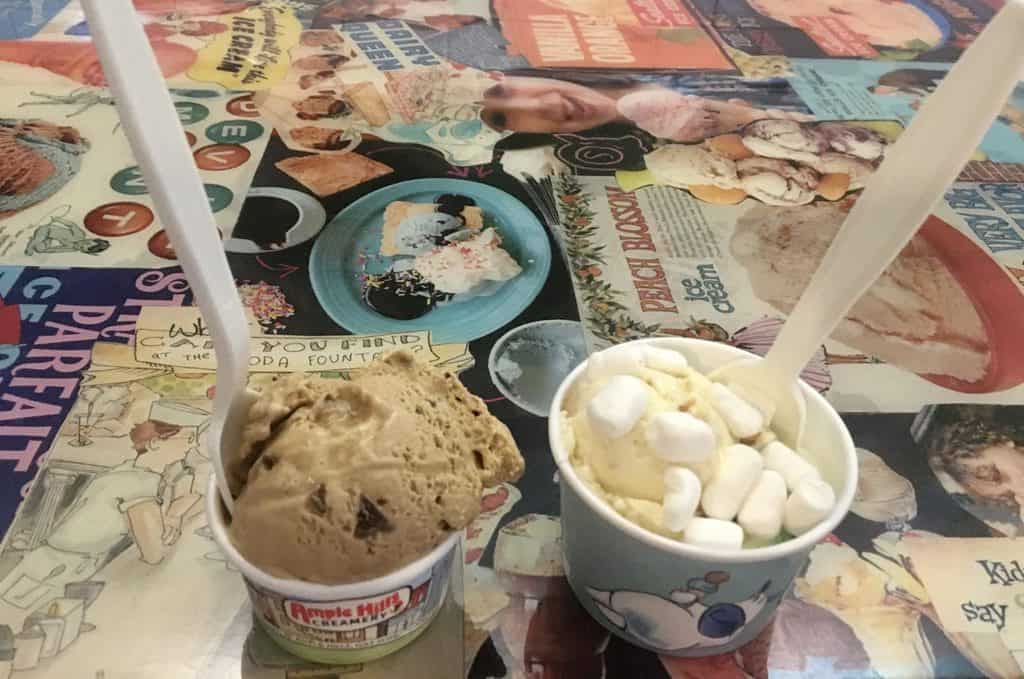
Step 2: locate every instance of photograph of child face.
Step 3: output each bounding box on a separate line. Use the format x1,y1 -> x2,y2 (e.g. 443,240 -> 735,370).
479,74 -> 811,141
915,405 -> 1024,536
480,77 -> 623,134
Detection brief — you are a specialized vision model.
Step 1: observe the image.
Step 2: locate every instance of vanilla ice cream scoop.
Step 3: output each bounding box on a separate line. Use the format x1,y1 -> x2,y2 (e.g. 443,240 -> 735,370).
563,343 -> 840,548
644,144 -> 741,190
741,119 -> 829,165
737,157 -> 819,206
567,357 -> 727,502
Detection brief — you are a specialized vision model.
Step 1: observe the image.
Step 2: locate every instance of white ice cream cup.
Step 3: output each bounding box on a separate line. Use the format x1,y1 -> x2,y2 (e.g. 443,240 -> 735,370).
548,338 -> 857,656
206,476 -> 459,665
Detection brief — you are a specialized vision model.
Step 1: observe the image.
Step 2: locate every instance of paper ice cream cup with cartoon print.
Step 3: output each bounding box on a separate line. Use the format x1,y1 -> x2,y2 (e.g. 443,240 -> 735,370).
206,476 -> 459,665
549,338 -> 857,657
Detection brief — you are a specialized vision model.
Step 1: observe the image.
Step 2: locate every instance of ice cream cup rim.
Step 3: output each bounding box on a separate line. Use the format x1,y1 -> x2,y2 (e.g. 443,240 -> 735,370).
548,337 -> 858,564
205,475 -> 460,600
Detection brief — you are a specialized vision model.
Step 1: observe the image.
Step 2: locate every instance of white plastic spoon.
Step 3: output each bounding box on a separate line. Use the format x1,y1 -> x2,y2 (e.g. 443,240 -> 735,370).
713,0 -> 1024,447
82,0 -> 255,513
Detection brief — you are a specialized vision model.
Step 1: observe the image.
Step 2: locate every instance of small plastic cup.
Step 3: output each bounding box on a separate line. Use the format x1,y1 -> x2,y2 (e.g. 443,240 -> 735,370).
548,338 -> 857,657
206,476 -> 459,665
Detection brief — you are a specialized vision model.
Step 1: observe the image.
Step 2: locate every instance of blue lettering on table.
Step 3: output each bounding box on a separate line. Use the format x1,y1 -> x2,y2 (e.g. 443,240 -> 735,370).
980,183 -> 1024,227
378,20 -> 441,66
945,187 -> 1024,253
343,21 -> 441,71
344,22 -> 401,71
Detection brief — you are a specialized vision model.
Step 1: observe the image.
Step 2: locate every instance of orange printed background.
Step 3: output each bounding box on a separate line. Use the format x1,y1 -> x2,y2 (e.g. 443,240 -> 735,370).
494,0 -> 735,71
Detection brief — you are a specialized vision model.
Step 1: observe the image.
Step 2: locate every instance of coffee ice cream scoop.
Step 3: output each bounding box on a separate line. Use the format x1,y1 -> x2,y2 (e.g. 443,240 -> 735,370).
644,144 -> 741,190
228,351 -> 524,584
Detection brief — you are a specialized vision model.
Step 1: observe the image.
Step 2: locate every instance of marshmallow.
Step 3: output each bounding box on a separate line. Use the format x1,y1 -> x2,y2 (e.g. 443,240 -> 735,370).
707,383 -> 764,439
643,346 -> 689,376
646,412 -> 716,464
784,478 -> 836,536
662,467 -> 701,533
587,344 -> 690,382
737,470 -> 787,540
726,382 -> 776,424
682,517 -> 744,550
586,375 -> 650,439
701,444 -> 763,520
762,441 -> 821,491
585,344 -> 648,382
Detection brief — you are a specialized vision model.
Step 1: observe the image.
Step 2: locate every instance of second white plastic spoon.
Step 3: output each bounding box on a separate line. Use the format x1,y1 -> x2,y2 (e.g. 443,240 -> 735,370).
713,0 -> 1024,447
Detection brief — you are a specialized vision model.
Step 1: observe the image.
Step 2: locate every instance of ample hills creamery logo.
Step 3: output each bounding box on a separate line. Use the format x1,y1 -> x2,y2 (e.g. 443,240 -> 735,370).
285,582 -> 430,631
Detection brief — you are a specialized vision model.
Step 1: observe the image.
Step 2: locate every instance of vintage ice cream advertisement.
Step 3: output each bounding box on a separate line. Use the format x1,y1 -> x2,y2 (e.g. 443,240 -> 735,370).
491,0 -> 735,71
256,19 -> 505,164
787,59 -> 1024,181
554,172 -> 1024,412
0,267 -> 191,526
0,67 -> 270,269
906,537 -> 1024,675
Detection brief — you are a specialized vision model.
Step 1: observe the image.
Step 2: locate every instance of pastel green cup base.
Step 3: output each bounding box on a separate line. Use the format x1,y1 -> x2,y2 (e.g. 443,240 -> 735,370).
255,607 -> 440,665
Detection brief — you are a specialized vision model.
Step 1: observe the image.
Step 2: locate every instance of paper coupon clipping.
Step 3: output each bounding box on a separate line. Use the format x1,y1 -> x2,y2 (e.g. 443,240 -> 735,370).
133,306 -> 474,374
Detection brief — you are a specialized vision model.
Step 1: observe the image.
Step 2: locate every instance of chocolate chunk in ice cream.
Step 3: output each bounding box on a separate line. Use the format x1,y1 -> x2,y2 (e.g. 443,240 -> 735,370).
228,351 -> 524,584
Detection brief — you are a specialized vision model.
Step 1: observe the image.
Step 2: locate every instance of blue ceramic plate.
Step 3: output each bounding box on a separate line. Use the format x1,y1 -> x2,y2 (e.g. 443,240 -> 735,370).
310,179 -> 552,344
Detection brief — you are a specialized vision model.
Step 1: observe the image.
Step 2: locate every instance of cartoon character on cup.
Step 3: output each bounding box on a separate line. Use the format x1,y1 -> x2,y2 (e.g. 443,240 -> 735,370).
586,571 -> 772,652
